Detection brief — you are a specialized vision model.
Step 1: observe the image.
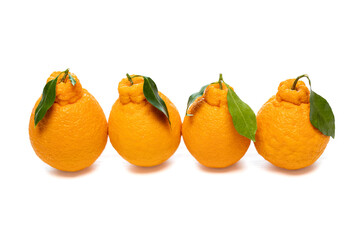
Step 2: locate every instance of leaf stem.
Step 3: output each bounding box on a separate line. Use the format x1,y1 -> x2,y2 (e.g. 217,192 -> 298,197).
126,73 -> 134,85
218,73 -> 223,89
291,74 -> 312,90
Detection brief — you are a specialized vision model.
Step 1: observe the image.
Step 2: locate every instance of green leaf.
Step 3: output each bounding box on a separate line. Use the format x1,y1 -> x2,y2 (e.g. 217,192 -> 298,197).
310,90 -> 335,138
68,74 -> 76,86
34,79 -> 57,126
225,83 -> 257,141
142,76 -> 171,124
185,84 -> 209,116
293,74 -> 335,138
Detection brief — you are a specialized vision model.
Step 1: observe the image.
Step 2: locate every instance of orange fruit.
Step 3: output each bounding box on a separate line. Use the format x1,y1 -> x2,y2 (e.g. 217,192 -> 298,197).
108,75 -> 181,167
182,82 -> 250,168
254,79 -> 330,170
29,71 -> 108,172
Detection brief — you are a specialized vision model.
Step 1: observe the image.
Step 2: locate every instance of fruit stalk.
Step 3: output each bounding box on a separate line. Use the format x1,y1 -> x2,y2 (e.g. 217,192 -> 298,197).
291,74 -> 311,90
60,68 -> 70,83
126,73 -> 134,86
219,73 -> 223,89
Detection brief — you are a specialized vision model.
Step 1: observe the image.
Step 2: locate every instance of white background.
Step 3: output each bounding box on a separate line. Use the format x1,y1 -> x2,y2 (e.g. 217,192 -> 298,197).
1,0 -> 359,239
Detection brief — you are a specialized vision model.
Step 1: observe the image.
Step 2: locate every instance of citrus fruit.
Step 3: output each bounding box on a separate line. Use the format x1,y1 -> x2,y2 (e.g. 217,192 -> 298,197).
108,75 -> 181,167
182,74 -> 256,168
254,77 -> 333,170
29,70 -> 108,172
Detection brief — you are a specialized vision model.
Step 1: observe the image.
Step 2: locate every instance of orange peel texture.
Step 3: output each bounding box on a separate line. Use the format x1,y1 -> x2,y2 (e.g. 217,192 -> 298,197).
254,79 -> 330,170
182,82 -> 250,168
29,71 -> 108,172
108,76 -> 181,167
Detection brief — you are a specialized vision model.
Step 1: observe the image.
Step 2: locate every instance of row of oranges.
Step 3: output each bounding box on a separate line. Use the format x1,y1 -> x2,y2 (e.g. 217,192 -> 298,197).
29,70 -> 335,172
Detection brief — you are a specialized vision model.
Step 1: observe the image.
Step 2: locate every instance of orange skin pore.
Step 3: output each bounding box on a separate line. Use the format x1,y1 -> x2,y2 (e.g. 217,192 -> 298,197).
108,76 -> 182,167
29,71 -> 108,172
254,79 -> 330,170
182,82 -> 250,168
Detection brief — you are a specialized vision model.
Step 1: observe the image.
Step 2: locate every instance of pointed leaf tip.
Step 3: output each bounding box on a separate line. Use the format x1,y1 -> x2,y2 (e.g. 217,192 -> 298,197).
142,76 -> 171,125
225,83 -> 257,141
34,79 -> 57,126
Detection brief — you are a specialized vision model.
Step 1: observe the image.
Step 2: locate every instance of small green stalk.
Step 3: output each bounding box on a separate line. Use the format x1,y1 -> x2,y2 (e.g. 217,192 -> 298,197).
60,68 -> 70,83
218,73 -> 224,89
126,73 -> 134,85
291,74 -> 311,90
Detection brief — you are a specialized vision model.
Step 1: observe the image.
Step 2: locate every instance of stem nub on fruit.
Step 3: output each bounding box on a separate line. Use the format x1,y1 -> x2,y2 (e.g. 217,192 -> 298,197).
126,73 -> 134,86
60,68 -> 70,83
219,73 -> 224,89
